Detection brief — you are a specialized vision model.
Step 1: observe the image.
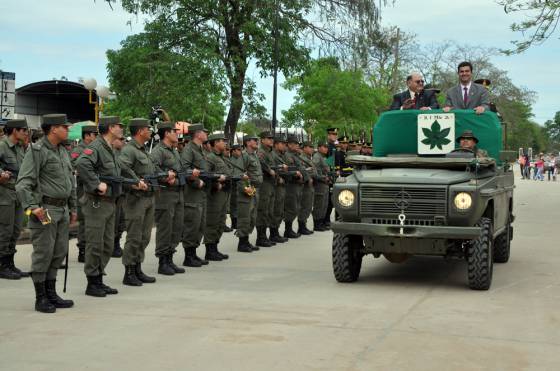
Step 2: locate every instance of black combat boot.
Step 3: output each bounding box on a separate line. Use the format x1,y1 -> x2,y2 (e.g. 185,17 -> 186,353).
123,265 -> 143,286
98,275 -> 118,294
183,248 -> 202,267
34,281 -> 56,313
193,249 -> 209,266
298,221 -> 313,235
85,275 -> 107,297
112,237 -> 123,258
237,236 -> 253,253
135,263 -> 156,283
265,228 -> 276,245
7,254 -> 29,277
284,221 -> 300,239
231,217 -> 238,229
313,219 -> 327,232
168,254 -> 185,273
158,255 -> 175,276
78,247 -> 85,263
45,280 -> 74,308
223,225 -> 233,233
205,244 -> 223,261
270,228 -> 288,243
0,256 -> 20,280
256,227 -> 273,247
215,244 -> 229,260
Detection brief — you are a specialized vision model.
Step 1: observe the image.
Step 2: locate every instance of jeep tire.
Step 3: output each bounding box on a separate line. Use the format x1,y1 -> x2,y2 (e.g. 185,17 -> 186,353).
467,217 -> 493,290
332,233 -> 363,283
493,215 -> 512,263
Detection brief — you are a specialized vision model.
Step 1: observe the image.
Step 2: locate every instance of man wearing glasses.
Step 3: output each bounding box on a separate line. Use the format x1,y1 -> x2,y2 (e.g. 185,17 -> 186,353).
389,73 -> 439,111
0,119 -> 29,280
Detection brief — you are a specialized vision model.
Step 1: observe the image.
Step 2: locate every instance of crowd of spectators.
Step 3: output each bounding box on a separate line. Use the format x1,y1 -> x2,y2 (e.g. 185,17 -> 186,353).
518,153 -> 558,181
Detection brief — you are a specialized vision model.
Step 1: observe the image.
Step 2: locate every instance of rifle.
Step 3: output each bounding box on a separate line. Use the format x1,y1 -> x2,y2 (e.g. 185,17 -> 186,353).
0,160 -> 19,179
142,172 -> 169,190
63,253 -> 69,293
99,175 -> 140,197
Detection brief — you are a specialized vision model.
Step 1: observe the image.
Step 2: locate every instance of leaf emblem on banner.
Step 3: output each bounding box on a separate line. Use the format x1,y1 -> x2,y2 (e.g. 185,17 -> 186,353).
421,120 -> 451,150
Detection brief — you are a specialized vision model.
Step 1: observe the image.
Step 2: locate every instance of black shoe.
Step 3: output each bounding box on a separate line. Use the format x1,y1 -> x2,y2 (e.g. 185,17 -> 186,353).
284,222 -> 300,239
256,227 -> 273,247
223,225 -> 233,233
205,244 -> 223,261
34,281 -> 56,313
269,228 -> 288,243
85,275 -> 107,297
135,264 -> 156,283
78,248 -> 85,263
183,255 -> 202,267
298,221 -> 313,235
98,275 -> 118,294
123,265 -> 143,286
168,254 -> 186,273
45,280 -> 74,308
193,252 -> 209,266
7,254 -> 29,277
112,240 -> 123,258
237,237 -> 252,253
231,217 -> 238,229
313,220 -> 327,232
0,256 -> 20,280
215,245 -> 229,260
250,241 -> 260,251
158,255 -> 175,275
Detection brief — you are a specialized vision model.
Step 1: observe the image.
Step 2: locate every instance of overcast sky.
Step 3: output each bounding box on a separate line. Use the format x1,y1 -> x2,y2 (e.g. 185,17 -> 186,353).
0,0 -> 556,124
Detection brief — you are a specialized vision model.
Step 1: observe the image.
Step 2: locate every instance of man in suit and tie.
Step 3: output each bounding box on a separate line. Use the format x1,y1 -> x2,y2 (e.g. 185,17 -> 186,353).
389,73 -> 440,111
443,61 -> 489,115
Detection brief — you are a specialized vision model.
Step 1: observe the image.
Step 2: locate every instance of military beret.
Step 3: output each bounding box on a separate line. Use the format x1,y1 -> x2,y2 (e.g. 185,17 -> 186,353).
6,119 -> 28,129
231,144 -> 242,150
188,124 -> 205,133
42,114 -> 70,126
128,118 -> 151,128
98,116 -> 121,127
243,135 -> 259,143
287,135 -> 300,144
327,127 -> 338,135
317,142 -> 328,148
157,121 -> 175,130
259,131 -> 273,139
81,125 -> 98,134
338,136 -> 349,143
301,141 -> 313,148
208,133 -> 226,141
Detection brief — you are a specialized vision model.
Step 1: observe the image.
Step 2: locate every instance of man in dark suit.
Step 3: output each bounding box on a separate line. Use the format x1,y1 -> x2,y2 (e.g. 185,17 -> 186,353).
390,73 -> 440,111
443,61 -> 490,115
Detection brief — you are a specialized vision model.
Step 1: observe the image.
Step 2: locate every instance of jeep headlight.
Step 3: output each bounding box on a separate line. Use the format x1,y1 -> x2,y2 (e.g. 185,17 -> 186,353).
338,189 -> 355,208
454,192 -> 472,211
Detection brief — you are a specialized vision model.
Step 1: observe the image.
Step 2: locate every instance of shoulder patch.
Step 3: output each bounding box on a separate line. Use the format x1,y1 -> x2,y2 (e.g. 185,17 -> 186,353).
71,152 -> 80,159
83,148 -> 94,155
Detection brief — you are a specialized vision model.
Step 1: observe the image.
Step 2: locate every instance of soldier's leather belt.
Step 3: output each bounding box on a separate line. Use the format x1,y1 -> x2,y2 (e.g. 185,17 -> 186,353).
42,196 -> 68,207
129,190 -> 155,198
86,193 -> 116,203
162,186 -> 182,192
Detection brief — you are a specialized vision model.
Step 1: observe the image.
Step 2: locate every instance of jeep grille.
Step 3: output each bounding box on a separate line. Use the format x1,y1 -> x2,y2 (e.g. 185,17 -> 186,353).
359,185 -> 447,219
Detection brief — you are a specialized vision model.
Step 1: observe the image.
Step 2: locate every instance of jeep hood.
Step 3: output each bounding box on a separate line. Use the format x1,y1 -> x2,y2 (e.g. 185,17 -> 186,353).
353,168 -> 475,185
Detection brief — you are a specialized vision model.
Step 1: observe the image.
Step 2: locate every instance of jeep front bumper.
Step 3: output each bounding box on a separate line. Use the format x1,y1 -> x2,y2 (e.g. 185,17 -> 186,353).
331,222 -> 481,240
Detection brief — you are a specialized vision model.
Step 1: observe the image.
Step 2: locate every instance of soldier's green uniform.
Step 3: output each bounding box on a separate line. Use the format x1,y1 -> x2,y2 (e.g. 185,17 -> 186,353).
118,118 -> 157,285
312,145 -> 330,231
70,125 -> 98,263
149,122 -> 185,275
16,114 -> 76,313
76,116 -> 122,297
236,135 -> 263,252
180,124 -> 209,267
227,145 -> 244,229
113,144 -> 126,257
255,131 -> 276,247
269,137 -> 289,243
0,119 -> 28,280
283,136 -> 304,238
203,133 -> 231,260
297,143 -> 316,235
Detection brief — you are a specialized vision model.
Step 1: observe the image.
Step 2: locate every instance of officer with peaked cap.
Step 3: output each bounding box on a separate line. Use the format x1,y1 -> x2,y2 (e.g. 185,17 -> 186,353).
16,114 -> 76,313
76,115 -> 124,297
71,124 -> 98,263
0,119 -> 29,280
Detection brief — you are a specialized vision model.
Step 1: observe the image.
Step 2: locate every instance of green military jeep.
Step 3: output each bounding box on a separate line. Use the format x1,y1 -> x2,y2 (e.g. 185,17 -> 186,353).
331,110 -> 515,290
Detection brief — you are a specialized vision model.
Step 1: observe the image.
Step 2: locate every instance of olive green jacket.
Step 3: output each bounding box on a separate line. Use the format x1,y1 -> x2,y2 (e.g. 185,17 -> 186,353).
242,149 -> 263,187
0,136 -> 25,200
76,136 -> 120,196
119,138 -> 156,182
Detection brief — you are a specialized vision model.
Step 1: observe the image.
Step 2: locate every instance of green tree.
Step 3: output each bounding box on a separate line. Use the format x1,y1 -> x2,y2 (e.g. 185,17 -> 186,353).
498,0 -> 560,54
282,57 -> 386,141
544,112 -> 560,151
104,33 -> 226,130
110,0 -> 384,140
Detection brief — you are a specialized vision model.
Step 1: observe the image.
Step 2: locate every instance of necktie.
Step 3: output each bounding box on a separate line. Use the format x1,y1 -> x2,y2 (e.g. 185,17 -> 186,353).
463,87 -> 468,106
413,92 -> 417,106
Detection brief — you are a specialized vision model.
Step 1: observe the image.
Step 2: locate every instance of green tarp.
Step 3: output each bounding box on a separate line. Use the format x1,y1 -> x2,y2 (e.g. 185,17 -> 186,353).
68,121 -> 96,141
373,110 -> 502,159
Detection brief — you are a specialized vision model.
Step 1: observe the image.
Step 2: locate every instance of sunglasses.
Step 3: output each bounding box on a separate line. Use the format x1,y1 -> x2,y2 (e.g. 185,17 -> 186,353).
414,80 -> 425,84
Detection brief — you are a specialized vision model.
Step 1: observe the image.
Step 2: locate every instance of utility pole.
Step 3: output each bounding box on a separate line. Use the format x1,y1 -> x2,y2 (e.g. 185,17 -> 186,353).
272,0 -> 280,133
390,27 -> 400,93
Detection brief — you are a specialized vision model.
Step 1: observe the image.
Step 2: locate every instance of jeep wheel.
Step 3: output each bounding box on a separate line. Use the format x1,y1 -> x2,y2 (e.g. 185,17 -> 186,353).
332,233 -> 363,283
493,215 -> 511,263
467,217 -> 493,290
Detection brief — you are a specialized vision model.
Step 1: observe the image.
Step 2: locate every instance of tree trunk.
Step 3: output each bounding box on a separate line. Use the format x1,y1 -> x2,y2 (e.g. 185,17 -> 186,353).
224,73 -> 245,144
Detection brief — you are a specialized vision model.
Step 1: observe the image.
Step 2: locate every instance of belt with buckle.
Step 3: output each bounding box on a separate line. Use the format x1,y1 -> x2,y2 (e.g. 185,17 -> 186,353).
42,196 -> 68,207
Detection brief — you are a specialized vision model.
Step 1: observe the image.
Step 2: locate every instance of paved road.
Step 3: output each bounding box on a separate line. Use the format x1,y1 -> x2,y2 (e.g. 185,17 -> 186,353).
1,175 -> 559,371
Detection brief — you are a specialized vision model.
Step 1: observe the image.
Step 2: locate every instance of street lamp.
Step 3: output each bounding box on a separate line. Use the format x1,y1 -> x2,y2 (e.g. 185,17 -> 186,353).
83,78 -> 111,125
